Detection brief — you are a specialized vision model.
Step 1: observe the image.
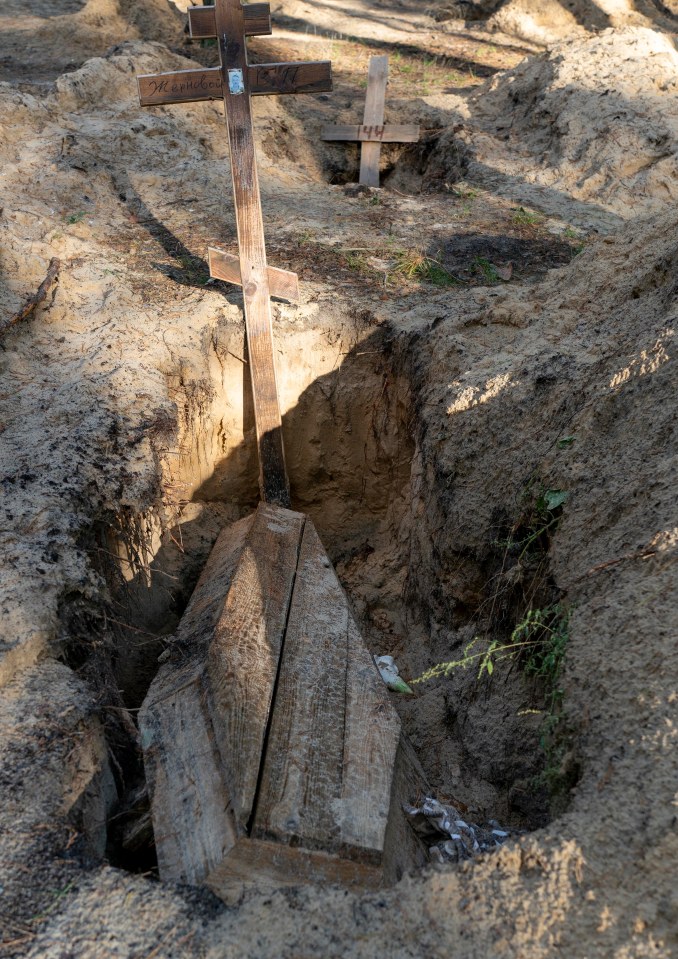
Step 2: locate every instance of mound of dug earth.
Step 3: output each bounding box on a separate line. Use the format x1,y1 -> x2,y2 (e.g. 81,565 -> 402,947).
5,206 -> 677,959
463,28 -> 678,224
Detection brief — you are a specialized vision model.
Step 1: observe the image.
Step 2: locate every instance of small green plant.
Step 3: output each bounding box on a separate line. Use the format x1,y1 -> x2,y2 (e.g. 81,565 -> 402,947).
451,185 -> 479,200
177,254 -> 210,284
473,256 -> 499,283
344,251 -> 373,274
65,211 -> 86,224
496,487 -> 568,561
511,206 -> 542,226
412,603 -> 569,691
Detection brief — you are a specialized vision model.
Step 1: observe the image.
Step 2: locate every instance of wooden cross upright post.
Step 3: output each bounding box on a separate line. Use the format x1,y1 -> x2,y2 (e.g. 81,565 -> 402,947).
137,1 -> 332,507
322,55 -> 419,188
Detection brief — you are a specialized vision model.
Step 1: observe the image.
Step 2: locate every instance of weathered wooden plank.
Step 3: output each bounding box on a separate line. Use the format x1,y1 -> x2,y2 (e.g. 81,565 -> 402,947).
207,836 -> 381,899
140,665 -> 239,884
216,2 -> 290,505
322,123 -> 420,143
359,55 -> 388,187
173,514 -> 254,648
188,3 -> 271,38
208,247 -> 299,303
206,503 -> 305,831
137,68 -> 222,107
338,616 -> 403,855
251,517 -> 428,874
138,517 -> 255,886
251,520 -> 348,850
382,735 -> 430,884
248,61 -> 332,96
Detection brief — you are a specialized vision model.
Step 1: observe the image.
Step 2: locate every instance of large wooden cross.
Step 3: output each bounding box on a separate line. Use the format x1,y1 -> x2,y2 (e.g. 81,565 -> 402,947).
322,55 -> 419,188
137,1 -> 332,507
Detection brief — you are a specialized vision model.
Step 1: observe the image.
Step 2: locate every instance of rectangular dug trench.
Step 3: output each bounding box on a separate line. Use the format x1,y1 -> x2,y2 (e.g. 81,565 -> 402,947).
140,502 -> 428,897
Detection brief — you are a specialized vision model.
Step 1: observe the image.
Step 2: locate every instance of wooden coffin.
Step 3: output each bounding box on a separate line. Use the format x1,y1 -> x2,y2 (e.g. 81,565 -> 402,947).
139,503 -> 428,898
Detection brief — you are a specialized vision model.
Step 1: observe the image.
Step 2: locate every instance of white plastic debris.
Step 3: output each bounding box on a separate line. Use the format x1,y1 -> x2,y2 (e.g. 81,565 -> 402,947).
374,655 -> 414,694
403,796 -> 515,863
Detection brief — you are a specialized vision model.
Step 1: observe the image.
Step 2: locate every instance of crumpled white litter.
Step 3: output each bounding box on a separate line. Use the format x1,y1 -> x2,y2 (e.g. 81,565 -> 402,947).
403,796 -> 514,863
374,655 -> 414,694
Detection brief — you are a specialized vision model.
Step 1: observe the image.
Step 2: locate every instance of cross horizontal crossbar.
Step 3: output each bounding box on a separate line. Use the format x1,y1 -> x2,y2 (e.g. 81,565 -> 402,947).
249,61 -> 331,96
322,123 -> 420,143
188,3 -> 271,38
138,62 -> 331,106
138,68 -> 222,106
209,248 -> 299,303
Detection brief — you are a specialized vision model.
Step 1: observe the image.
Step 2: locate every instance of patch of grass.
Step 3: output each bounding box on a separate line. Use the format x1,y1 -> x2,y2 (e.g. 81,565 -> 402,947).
65,211 -> 86,224
450,185 -> 479,200
343,251 -> 374,274
177,254 -> 210,284
472,256 -> 499,283
511,206 -> 542,227
295,229 -> 316,247
392,249 -> 460,287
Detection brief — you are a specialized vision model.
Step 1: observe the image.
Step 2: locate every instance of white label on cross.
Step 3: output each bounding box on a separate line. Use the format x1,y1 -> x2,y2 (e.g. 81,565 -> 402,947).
228,68 -> 245,94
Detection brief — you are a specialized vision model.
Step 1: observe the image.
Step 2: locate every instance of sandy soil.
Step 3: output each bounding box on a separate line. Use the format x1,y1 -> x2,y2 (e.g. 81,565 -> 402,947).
0,1 -> 676,956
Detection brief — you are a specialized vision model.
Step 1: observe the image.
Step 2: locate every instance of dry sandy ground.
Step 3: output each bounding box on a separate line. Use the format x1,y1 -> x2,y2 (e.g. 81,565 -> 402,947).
1,1 -> 677,957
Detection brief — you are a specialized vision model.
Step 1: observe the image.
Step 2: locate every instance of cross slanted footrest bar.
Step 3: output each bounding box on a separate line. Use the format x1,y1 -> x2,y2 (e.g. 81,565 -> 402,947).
322,55 -> 419,188
137,0 -> 332,504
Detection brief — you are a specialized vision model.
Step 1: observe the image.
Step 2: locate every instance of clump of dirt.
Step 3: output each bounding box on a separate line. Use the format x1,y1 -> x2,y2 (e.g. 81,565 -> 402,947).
433,0 -> 678,46
464,28 -> 678,221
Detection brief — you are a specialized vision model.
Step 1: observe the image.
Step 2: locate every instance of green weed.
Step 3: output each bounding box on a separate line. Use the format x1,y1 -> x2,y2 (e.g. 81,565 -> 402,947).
179,255 -> 209,281
392,249 -> 459,286
473,256 -> 499,283
412,603 -> 569,692
511,206 -> 542,226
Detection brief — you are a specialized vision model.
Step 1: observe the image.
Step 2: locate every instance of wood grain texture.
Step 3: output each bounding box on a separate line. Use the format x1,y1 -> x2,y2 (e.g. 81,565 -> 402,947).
172,514 -> 254,649
359,55 -> 389,187
206,503 -> 305,831
188,3 -> 271,38
140,664 -> 239,884
251,516 -> 425,869
140,505 -> 428,893
207,836 -> 381,899
248,61 -> 332,96
138,518 -> 255,886
216,0 -> 290,505
208,247 -> 299,302
252,520 -> 348,850
338,616 -> 402,855
137,68 -> 223,107
322,123 -> 419,143
381,734 -> 430,884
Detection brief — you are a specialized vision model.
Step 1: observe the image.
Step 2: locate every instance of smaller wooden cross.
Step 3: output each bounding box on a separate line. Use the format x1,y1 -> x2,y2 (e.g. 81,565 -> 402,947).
136,1 -> 332,506
322,55 -> 419,188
